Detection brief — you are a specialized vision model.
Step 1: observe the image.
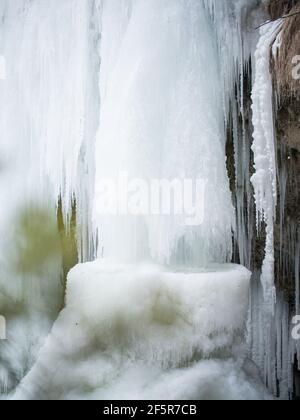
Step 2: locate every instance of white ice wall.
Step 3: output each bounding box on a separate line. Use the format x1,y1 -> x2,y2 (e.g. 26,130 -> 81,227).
94,0 -> 234,266
0,0 -> 100,393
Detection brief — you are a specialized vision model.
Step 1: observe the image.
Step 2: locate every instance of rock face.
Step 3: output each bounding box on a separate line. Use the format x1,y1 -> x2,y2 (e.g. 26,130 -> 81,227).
226,0 -> 300,399
266,0 -> 299,20
269,0 -> 300,399
273,3 -> 300,103
269,1 -> 300,306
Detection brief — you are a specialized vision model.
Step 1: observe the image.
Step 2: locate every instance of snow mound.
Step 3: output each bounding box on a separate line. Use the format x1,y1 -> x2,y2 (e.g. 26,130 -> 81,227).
9,261 -> 270,400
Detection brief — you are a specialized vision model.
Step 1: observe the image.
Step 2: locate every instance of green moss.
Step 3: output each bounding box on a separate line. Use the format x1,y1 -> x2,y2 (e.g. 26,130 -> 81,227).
12,199 -> 78,304
14,206 -> 61,276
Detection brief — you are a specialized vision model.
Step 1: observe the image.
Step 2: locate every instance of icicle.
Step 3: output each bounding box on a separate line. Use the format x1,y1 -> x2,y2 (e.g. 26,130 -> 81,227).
251,20 -> 282,312
203,0 -> 260,269
0,0 -> 100,395
94,0 -> 234,266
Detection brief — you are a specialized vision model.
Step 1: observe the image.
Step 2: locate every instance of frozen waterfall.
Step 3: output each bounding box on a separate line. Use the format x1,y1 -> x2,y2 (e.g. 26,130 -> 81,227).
0,0 -> 283,400
94,0 -> 234,266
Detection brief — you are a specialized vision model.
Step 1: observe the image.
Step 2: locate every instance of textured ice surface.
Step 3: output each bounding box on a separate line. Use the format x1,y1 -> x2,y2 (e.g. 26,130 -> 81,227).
251,21 -> 282,312
10,261 -> 271,400
95,0 -> 234,266
0,0 -> 280,400
0,0 -> 99,394
0,0 -> 99,259
249,21 -> 284,395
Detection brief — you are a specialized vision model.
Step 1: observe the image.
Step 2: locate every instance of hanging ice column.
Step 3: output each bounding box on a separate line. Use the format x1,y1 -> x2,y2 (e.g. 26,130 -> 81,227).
250,21 -> 283,395
0,0 -> 99,395
251,21 -> 282,313
94,0 -> 234,266
0,0 -> 99,260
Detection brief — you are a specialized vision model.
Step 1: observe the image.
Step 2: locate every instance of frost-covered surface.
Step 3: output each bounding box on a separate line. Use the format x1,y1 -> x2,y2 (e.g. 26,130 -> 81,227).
204,0 -> 260,117
251,21 -> 282,312
10,261 -> 272,400
203,2 -> 299,399
248,18 -> 300,398
0,0 -> 99,258
248,273 -> 293,400
0,0 -> 99,394
249,21 -> 287,396
94,0 -> 234,266
0,0 -> 296,401
203,0 -> 263,272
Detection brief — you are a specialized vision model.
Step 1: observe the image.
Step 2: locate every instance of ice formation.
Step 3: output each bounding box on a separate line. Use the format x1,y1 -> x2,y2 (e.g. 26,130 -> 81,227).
0,0 -> 99,393
0,0 -> 270,400
248,22 -> 281,394
204,0 -> 260,271
0,0 -> 99,260
251,21 -> 282,312
206,2 -> 299,399
0,0 -> 297,401
11,261 -> 271,400
94,0 -> 234,266
248,21 -> 300,398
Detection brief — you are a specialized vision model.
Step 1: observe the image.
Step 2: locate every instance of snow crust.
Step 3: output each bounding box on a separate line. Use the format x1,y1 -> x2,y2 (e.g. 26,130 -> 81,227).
10,260 -> 271,400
